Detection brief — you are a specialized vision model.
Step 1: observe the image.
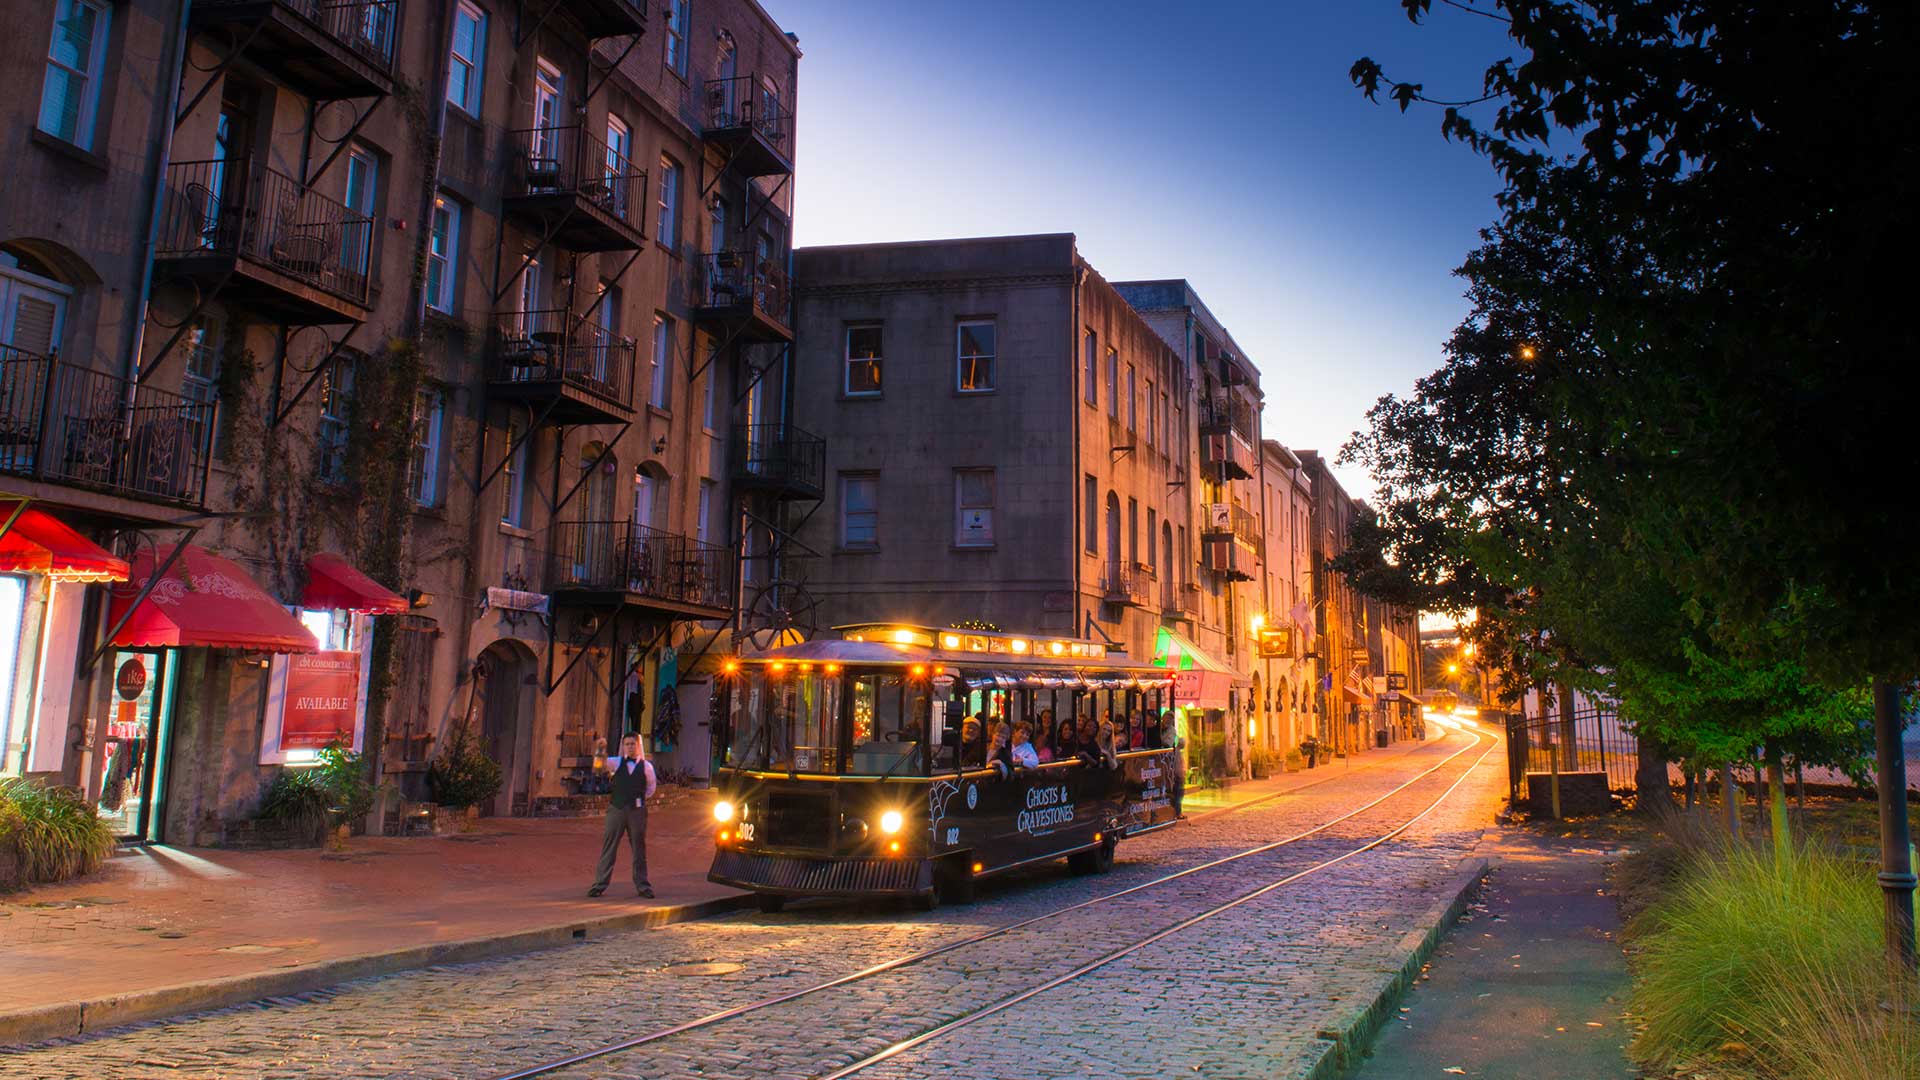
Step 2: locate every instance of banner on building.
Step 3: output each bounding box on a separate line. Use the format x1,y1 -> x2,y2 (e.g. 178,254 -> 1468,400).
280,651 -> 363,750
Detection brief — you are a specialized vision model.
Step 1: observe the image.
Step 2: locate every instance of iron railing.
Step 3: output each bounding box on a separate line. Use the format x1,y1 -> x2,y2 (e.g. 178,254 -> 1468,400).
1201,502 -> 1261,548
491,309 -> 635,409
195,0 -> 400,68
156,158 -> 374,306
0,346 -> 215,507
729,423 -> 824,494
693,251 -> 791,327
1506,705 -> 1640,800
1102,563 -> 1148,607
505,125 -> 647,234
702,75 -> 793,152
1198,390 -> 1257,441
549,521 -> 734,612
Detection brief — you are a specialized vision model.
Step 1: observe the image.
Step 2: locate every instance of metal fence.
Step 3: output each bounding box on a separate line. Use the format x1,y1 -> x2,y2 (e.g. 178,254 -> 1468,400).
693,251 -> 792,327
1505,704 -> 1640,801
157,158 -> 374,305
548,521 -> 734,613
0,346 -> 216,507
702,74 -> 794,150
505,124 -> 647,234
729,422 -> 824,495
491,308 -> 635,408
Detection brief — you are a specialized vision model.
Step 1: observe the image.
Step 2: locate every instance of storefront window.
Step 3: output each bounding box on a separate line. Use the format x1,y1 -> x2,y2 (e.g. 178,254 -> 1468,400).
0,574 -> 25,775
94,649 -> 165,837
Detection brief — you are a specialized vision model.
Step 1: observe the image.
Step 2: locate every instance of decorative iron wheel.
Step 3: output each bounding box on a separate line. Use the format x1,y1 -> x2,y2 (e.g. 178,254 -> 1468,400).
743,579 -> 819,652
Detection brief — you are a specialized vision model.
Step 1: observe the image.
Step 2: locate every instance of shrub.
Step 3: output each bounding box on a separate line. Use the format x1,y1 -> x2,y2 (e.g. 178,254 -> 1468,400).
257,745 -> 380,844
1627,835 -> 1916,1078
0,777 -> 116,884
426,721 -> 502,810
257,765 -> 332,844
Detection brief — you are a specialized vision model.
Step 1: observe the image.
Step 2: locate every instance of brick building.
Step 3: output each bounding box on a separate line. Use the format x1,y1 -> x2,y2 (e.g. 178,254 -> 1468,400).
1,0 -> 802,840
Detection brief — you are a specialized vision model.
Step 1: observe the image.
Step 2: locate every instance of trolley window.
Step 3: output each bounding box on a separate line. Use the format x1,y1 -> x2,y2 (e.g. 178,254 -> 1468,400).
727,670 -> 842,773
848,674 -> 925,776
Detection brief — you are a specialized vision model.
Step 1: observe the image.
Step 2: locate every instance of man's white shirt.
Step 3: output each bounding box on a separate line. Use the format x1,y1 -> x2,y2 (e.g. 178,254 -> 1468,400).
605,756 -> 658,805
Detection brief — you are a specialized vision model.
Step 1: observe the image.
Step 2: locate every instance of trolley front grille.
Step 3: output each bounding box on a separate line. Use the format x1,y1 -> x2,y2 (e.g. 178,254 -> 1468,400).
711,850 -> 930,895
760,791 -> 833,850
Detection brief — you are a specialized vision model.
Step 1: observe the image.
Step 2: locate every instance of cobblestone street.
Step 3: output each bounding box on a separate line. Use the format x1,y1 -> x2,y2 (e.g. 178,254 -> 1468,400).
3,731 -> 1503,1080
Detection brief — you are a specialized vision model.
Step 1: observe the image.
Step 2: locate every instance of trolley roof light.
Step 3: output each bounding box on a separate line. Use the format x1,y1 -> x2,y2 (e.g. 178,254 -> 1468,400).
722,658 -> 740,675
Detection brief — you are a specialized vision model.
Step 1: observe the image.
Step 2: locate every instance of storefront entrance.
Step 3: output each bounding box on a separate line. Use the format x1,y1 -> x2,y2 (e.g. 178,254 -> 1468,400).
90,649 -> 174,841
0,573 -> 26,776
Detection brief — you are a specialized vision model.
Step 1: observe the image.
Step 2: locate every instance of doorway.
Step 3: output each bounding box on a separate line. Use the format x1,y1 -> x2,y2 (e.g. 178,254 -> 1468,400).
477,639 -> 537,817
91,649 -> 171,840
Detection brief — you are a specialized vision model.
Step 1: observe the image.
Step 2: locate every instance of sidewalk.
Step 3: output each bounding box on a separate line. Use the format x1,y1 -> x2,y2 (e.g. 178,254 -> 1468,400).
0,736 -> 1438,1046
0,788 -> 740,1045
1349,828 -> 1637,1079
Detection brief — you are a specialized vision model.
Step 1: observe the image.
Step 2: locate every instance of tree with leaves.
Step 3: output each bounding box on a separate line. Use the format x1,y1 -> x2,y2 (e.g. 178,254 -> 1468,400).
1348,0 -> 1918,969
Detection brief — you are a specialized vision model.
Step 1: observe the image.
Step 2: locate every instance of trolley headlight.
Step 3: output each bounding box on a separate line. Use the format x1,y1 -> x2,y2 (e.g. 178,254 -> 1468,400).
879,810 -> 904,835
713,800 -> 736,823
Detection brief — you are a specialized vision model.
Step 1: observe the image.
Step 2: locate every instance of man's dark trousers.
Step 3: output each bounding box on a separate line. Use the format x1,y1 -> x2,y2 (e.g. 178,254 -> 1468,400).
593,762 -> 651,892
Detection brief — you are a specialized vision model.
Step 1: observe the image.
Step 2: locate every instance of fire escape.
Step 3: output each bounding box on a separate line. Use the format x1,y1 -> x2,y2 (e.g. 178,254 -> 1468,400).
684,72 -> 822,653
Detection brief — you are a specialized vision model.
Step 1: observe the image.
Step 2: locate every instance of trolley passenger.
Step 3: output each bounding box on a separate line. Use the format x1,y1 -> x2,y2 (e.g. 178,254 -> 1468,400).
960,717 -> 984,769
1093,719 -> 1120,769
1010,721 -> 1039,769
1055,715 -> 1079,762
987,720 -> 1014,775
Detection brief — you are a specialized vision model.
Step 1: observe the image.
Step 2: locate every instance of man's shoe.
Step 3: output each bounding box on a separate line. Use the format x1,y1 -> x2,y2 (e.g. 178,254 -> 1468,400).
637,887 -> 655,899
587,885 -> 606,897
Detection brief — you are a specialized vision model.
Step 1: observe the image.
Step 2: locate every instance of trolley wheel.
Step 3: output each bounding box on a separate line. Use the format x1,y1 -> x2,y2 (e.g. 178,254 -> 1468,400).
1089,837 -> 1117,875
1067,848 -> 1095,875
756,893 -> 787,914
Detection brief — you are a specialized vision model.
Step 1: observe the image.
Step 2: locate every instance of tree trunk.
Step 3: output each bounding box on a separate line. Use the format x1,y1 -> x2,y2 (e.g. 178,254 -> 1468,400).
1765,742 -> 1790,867
1721,763 -> 1741,839
1635,731 -> 1676,817
1871,681 -> 1916,976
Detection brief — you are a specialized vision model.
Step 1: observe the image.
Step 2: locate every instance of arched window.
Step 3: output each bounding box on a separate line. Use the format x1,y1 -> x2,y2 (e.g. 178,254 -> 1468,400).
0,243 -> 76,357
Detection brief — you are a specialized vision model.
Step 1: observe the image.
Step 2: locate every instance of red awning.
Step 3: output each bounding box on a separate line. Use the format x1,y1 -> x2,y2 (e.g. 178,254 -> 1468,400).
109,544 -> 318,653
0,509 -> 129,583
302,552 -> 406,614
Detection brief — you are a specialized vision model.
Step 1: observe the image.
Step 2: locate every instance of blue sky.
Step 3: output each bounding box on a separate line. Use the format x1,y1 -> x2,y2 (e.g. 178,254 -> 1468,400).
770,0 -> 1516,498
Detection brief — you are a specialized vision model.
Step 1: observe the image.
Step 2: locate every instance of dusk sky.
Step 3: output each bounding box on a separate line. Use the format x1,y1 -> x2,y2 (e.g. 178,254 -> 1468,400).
772,0 -> 1517,499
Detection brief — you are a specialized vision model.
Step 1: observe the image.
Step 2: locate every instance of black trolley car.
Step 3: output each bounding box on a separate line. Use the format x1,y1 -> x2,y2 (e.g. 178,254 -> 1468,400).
707,624 -> 1183,911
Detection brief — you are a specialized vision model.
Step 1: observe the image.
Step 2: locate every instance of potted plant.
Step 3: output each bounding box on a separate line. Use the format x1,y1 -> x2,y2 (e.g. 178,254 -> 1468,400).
426,720 -> 503,831
1299,735 -> 1322,769
1248,747 -> 1273,779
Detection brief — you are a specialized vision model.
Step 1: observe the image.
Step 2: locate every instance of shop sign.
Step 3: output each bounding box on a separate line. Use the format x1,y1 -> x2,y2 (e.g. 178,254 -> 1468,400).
116,657 -> 147,701
1386,672 -> 1408,691
485,586 -> 551,615
1174,669 -> 1232,709
1257,626 -> 1293,658
281,650 -> 362,750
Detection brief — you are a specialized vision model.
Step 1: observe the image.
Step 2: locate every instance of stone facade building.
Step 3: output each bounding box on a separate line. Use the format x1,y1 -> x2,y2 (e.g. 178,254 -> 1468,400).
2,0 -> 801,840
788,238 -> 1290,781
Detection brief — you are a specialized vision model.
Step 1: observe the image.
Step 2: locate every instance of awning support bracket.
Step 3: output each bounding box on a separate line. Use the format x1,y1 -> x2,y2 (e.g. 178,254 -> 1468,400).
84,525 -> 203,676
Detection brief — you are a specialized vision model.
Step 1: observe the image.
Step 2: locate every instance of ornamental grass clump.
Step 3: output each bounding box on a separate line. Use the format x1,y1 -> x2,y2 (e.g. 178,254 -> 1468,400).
1627,834 -> 1915,1079
0,777 -> 116,884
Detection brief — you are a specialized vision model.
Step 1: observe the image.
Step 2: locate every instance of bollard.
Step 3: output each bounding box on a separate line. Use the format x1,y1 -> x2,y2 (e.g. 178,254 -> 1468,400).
1547,739 -> 1563,820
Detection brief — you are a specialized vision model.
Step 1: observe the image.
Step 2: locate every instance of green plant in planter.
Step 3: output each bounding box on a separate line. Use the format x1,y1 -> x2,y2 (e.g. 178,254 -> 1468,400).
426,721 -> 503,811
257,745 -> 380,845
0,777 -> 116,883
257,766 -> 331,844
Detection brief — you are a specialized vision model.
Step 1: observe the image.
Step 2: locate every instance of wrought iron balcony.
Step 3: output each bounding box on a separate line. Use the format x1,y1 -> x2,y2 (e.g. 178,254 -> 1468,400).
548,521 -> 733,618
691,251 -> 792,343
490,309 -> 635,425
503,125 -> 647,252
1201,502 -> 1261,550
189,0 -> 398,99
0,346 -> 215,508
701,75 -> 793,177
552,0 -> 646,39
1202,535 -> 1256,581
1101,563 -> 1150,608
1163,580 -> 1199,620
155,158 -> 373,324
729,424 -> 824,501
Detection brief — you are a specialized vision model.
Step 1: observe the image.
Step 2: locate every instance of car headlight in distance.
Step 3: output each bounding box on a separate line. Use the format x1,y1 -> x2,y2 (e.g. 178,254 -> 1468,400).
713,800 -> 735,823
879,809 -> 904,834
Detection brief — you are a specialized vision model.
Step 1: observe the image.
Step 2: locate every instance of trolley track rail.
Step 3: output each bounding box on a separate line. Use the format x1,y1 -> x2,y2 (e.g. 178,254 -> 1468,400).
485,729 -> 1496,1080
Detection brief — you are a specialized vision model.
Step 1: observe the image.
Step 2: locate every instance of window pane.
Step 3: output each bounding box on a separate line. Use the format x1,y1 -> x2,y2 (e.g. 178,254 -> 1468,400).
847,325 -> 882,358
958,322 -> 994,358
49,1 -> 97,69
39,68 -> 84,142
957,470 -> 992,506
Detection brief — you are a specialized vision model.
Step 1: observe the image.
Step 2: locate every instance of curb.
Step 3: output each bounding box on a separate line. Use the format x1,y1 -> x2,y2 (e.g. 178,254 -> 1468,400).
0,892 -> 753,1048
1302,850 -> 1492,1079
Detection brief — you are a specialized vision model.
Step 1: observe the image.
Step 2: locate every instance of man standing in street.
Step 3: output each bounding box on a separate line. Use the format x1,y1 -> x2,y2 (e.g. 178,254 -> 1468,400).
589,732 -> 656,898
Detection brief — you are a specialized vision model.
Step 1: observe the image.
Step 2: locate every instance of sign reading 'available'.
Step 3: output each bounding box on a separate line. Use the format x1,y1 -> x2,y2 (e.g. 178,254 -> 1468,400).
281,650 -> 362,750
